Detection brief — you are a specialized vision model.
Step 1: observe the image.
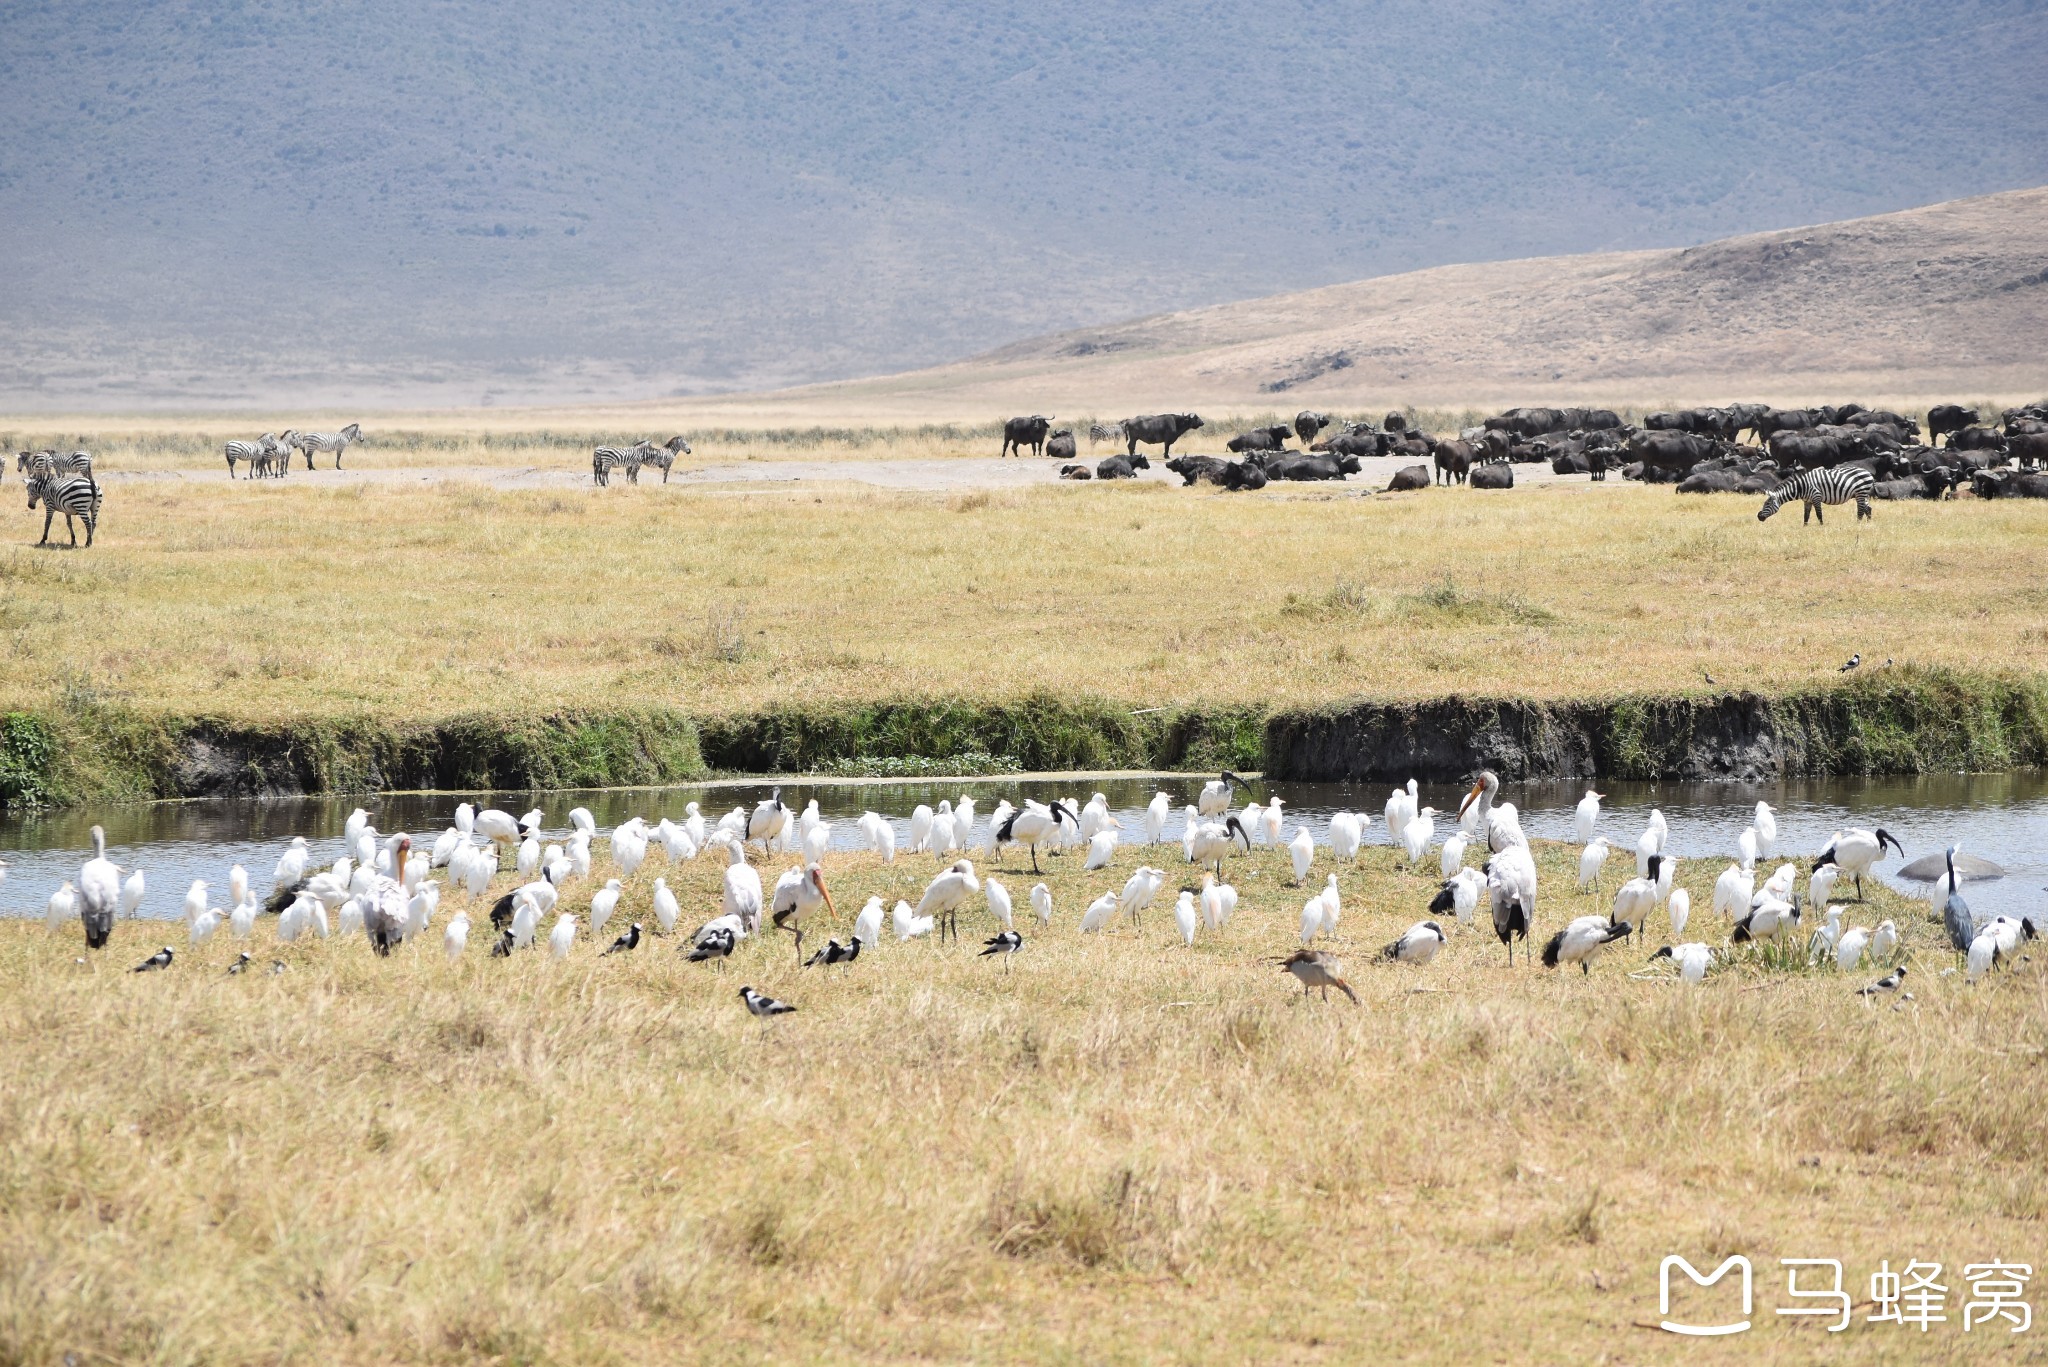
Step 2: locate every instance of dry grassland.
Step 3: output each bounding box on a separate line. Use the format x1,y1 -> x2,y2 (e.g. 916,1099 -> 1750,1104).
0,468 -> 2044,724
1,825 -> 2038,1364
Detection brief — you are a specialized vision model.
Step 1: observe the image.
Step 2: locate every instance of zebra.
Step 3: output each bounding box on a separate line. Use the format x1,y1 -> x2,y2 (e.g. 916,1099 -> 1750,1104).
1757,465 -> 1874,524
1087,422 -> 1124,448
641,435 -> 691,484
19,450 -> 94,482
591,440 -> 653,487
288,423 -> 362,470
27,471 -> 102,547
225,434 -> 284,480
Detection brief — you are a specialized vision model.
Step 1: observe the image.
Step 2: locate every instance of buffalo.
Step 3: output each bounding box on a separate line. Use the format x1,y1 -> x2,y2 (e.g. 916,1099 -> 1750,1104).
2011,432 -> 2048,468
1385,464 -> 1431,492
1045,430 -> 1077,462
1167,456 -> 1268,490
1469,462 -> 1514,490
1314,431 -> 1386,459
1384,411 -> 1409,433
1058,464 -> 1093,480
1001,415 -> 1053,458
1096,453 -> 1151,480
1226,425 -> 1293,454
1122,413 -> 1204,458
1433,440 -> 1475,486
1256,452 -> 1356,481
1293,410 -> 1333,445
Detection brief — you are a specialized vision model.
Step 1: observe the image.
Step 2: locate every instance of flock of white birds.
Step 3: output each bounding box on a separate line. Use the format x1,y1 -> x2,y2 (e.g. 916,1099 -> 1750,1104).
35,770 -> 2028,1008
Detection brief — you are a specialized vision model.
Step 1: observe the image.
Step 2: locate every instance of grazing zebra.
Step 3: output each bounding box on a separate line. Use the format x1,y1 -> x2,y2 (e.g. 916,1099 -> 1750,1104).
225,434 -> 284,480
641,435 -> 691,483
27,472 -> 102,547
1757,465 -> 1875,525
288,423 -> 362,470
591,440 -> 653,487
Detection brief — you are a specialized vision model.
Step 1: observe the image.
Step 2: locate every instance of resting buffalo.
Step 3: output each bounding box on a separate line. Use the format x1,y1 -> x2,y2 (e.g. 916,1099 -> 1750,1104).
1630,431 -> 1721,475
1058,464 -> 1093,480
1167,456 -> 1267,490
1227,425 -> 1293,453
1001,415 -> 1052,458
1385,463 -> 1431,492
1123,413 -> 1204,458
1293,410 -> 1333,445
1970,470 -> 2048,499
1096,453 -> 1150,479
1469,462 -> 1514,490
1257,452 -> 1356,481
1315,431 -> 1386,459
1045,430 -> 1076,462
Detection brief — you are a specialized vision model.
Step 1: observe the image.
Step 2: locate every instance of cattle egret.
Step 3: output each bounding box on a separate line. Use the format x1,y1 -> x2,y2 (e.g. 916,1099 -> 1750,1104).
1084,829 -> 1119,871
652,877 -> 680,935
853,895 -> 884,947
1814,828 -> 1905,900
1572,790 -> 1604,842
719,839 -> 764,934
909,804 -> 934,854
986,878 -> 1014,932
1299,893 -> 1330,946
1381,920 -> 1446,965
189,907 -> 225,945
1030,882 -> 1054,927
273,837 -> 311,894
858,811 -> 897,862
892,899 -> 933,940
1262,798 -> 1287,849
1754,801 -> 1778,856
548,913 -> 577,959
1144,792 -> 1172,845
1759,862 -> 1798,906
119,868 -> 146,919
1737,826 -> 1759,871
1400,807 -> 1437,866
454,803 -> 475,834
1241,801 -> 1267,847
1173,891 -> 1198,946
1116,866 -> 1163,925
1667,888 -> 1691,941
1833,924 -> 1870,971
230,897 -> 258,940
1808,863 -> 1839,910
1713,863 -> 1754,920
1543,915 -> 1631,973
1288,826 -> 1316,884
1330,811 -> 1363,862
1807,905 -> 1842,962
1578,838 -> 1611,891
1439,831 -> 1468,878
1870,920 -> 1899,963
182,880 -> 209,925
1278,949 -> 1358,1003
1078,890 -> 1118,933
445,912 -> 470,961
1385,779 -> 1418,843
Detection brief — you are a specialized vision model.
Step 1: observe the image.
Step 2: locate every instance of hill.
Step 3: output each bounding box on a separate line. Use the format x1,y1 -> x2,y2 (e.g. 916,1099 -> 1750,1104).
1,0 -> 2045,411
777,188 -> 2048,420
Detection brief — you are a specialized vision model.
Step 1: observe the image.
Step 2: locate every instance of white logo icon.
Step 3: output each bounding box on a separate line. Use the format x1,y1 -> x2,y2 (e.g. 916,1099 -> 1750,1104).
1661,1255 -> 1753,1336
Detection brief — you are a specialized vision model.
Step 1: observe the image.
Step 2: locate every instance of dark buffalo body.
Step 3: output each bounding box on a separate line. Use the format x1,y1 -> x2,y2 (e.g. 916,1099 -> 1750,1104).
1226,424 -> 1293,454
1469,462 -> 1514,489
1044,430 -> 1077,462
1123,413 -> 1204,458
1385,463 -> 1431,492
1001,415 -> 1053,458
1095,453 -> 1151,479
1293,411 -> 1333,445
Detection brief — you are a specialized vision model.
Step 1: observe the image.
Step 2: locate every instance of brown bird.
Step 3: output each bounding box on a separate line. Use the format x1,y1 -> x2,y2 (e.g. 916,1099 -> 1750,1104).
1276,949 -> 1359,1004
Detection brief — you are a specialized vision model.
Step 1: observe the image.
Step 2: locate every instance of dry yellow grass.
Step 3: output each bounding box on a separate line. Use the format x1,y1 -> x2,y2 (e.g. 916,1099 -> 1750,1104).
2,827 -> 2038,1363
3,465 -> 2046,722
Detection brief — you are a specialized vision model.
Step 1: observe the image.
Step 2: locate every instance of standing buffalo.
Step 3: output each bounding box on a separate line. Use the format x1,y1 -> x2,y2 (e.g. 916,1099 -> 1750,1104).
1001,415 -> 1053,458
1926,404 -> 1979,447
1433,439 -> 1474,486
1122,413 -> 1205,458
1293,411 -> 1333,445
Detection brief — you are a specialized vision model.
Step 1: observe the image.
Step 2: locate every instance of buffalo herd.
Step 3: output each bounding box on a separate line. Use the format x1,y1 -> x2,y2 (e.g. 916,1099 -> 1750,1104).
1000,400 -> 2048,499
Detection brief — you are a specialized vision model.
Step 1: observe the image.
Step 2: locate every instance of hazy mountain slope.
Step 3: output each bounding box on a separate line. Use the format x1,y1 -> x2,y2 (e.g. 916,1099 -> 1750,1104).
1,0 -> 2043,410
760,189 -> 2048,419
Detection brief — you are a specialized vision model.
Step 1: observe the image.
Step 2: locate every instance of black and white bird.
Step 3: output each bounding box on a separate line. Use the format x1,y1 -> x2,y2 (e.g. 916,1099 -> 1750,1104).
131,945 -> 174,973
1486,846 -> 1538,965
1649,942 -> 1715,983
601,922 -> 642,956
1813,827 -> 1905,901
1857,965 -> 1908,998
226,952 -> 253,974
1967,916 -> 2034,982
747,788 -> 790,850
1197,771 -> 1246,818
995,800 -> 1078,873
1541,916 -> 1631,974
979,930 -> 1023,969
1839,653 -> 1861,672
1379,920 -> 1447,966
802,937 -> 862,970
1277,949 -> 1358,1004
688,925 -> 737,965
1731,896 -> 1799,943
739,985 -> 796,1017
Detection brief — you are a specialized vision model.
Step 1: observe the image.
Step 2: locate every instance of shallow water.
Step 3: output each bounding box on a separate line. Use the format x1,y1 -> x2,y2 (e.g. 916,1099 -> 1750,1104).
4,771 -> 2044,924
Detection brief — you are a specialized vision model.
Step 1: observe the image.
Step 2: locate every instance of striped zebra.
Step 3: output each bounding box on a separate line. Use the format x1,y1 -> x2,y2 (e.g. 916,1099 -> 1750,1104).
1757,465 -> 1874,524
591,440 -> 653,487
225,434 -> 284,480
641,435 -> 691,483
1087,422 -> 1124,448
288,423 -> 362,470
18,450 -> 95,481
27,471 -> 102,547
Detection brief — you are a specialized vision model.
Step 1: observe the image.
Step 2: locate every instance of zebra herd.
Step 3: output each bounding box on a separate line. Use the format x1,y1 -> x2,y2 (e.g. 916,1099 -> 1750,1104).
15,449 -> 102,548
225,424 -> 363,479
593,435 -> 691,486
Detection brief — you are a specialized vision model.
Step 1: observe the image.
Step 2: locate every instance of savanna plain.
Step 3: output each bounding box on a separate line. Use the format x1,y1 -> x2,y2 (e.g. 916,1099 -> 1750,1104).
3,419 -> 2047,1364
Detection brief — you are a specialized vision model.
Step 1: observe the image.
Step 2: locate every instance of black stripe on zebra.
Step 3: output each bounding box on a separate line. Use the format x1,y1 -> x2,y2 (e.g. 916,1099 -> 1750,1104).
592,441 -> 652,487
21,450 -> 94,481
225,437 -> 281,479
290,423 -> 361,470
1757,465 -> 1874,525
27,472 -> 102,547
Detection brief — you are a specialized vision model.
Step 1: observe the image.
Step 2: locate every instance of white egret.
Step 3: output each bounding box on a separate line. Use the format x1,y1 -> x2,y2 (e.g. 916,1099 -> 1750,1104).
549,913 -> 577,959
1288,826 -> 1315,884
1330,811 -> 1363,862
986,878 -> 1014,932
1173,891 -> 1198,947
853,895 -> 884,947
1572,789 -> 1604,842
78,825 -> 121,949
1400,807 -> 1437,866
1578,837 -> 1611,891
1439,830 -> 1468,879
1030,882 -> 1053,927
444,911 -> 470,961
652,877 -> 680,935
